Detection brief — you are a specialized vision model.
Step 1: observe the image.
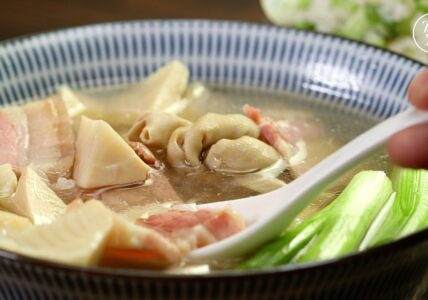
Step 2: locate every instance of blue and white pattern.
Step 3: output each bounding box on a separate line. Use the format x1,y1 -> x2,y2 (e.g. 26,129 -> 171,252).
0,20 -> 428,300
0,20 -> 424,120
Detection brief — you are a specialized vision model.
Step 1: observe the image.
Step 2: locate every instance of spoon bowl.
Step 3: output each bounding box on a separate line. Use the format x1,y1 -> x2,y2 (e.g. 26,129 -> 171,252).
189,108 -> 428,260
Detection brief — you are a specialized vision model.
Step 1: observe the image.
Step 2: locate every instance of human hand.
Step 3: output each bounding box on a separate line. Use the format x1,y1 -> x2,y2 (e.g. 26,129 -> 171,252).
388,68 -> 428,169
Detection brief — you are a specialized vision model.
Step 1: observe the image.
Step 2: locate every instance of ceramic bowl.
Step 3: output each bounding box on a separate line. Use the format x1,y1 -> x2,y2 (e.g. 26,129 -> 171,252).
0,20 -> 426,300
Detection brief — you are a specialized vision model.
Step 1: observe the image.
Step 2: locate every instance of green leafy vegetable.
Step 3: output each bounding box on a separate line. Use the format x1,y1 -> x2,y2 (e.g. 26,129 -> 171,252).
338,8 -> 373,41
240,171 -> 392,269
261,0 -> 428,63
365,168 -> 428,248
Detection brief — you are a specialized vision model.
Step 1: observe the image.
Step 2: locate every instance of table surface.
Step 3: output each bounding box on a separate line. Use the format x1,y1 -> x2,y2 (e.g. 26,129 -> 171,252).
1,0 -> 267,41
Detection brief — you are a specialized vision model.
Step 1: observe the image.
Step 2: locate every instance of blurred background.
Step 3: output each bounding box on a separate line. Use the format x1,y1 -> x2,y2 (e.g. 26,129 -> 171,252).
1,0 -> 427,64
0,0 -> 265,40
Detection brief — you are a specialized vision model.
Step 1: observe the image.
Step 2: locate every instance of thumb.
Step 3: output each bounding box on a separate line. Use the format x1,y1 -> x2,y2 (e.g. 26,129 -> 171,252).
408,68 -> 428,110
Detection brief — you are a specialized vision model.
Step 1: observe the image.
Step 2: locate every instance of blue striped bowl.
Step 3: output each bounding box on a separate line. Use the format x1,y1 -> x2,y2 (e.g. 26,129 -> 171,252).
1,20 -> 427,300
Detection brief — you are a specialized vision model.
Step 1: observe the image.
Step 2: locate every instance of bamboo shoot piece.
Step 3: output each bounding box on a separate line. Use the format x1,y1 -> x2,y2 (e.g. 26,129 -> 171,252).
0,164 -> 18,211
12,166 -> 66,224
0,200 -> 113,266
0,211 -> 32,235
73,117 -> 151,189
61,60 -> 190,127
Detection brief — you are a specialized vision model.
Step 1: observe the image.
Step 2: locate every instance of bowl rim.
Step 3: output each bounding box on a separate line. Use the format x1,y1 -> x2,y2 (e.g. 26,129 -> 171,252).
0,19 -> 427,278
1,18 -> 426,67
1,224 -> 428,279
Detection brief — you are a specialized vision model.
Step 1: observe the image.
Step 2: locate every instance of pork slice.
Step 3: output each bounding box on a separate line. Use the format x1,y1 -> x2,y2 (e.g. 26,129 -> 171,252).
0,107 -> 29,172
127,140 -> 159,168
101,216 -> 182,269
138,208 -> 245,254
0,97 -> 75,178
25,96 -> 75,178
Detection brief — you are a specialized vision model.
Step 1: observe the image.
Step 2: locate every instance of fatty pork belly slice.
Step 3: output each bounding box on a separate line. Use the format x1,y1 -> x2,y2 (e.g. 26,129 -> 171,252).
0,108 -> 27,172
138,208 -> 245,254
26,97 -> 75,177
101,216 -> 182,269
0,97 -> 75,178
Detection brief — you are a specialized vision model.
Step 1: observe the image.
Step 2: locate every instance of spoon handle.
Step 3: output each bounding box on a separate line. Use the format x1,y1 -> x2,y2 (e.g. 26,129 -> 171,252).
265,107 -> 428,228
190,108 -> 428,260
282,107 -> 428,211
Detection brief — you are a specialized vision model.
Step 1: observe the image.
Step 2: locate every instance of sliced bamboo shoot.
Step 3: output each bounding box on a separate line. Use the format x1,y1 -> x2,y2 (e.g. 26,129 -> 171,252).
73,117 -> 151,189
135,60 -> 189,113
0,164 -> 18,211
0,200 -> 114,266
60,60 -> 189,127
59,85 -> 87,118
0,210 -> 32,235
13,166 -> 66,224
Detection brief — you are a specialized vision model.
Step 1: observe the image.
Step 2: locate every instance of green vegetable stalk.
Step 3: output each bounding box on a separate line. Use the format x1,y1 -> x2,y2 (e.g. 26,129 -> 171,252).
240,171 -> 392,269
365,168 -> 428,248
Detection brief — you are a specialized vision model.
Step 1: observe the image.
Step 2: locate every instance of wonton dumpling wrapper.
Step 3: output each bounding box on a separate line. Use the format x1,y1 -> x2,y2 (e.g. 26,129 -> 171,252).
234,158 -> 287,194
73,117 -> 151,189
62,60 -> 189,127
167,126 -> 191,168
0,200 -> 114,266
0,164 -> 18,210
128,112 -> 191,148
11,166 -> 66,225
204,136 -> 281,173
167,113 -> 259,167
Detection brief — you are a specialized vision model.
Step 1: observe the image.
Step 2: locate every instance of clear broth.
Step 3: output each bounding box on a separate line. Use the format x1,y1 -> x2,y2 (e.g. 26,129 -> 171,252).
53,84 -> 391,272
136,85 -> 387,213
163,85 -> 390,272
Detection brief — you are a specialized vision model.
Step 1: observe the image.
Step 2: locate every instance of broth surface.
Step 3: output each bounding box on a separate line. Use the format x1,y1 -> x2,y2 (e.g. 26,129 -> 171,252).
0,80 -> 391,273
92,84 -> 391,274
113,85 -> 387,214
156,85 -> 390,272
90,83 -> 390,226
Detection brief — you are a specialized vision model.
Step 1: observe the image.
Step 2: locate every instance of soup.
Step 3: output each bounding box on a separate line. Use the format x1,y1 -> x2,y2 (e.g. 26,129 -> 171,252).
0,60 -> 390,271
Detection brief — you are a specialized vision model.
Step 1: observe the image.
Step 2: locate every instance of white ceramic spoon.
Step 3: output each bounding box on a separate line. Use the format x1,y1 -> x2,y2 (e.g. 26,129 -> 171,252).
188,107 -> 428,261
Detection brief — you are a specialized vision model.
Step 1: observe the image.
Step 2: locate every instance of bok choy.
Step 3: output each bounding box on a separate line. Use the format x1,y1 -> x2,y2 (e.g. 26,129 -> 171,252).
365,168 -> 428,248
240,171 -> 393,269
